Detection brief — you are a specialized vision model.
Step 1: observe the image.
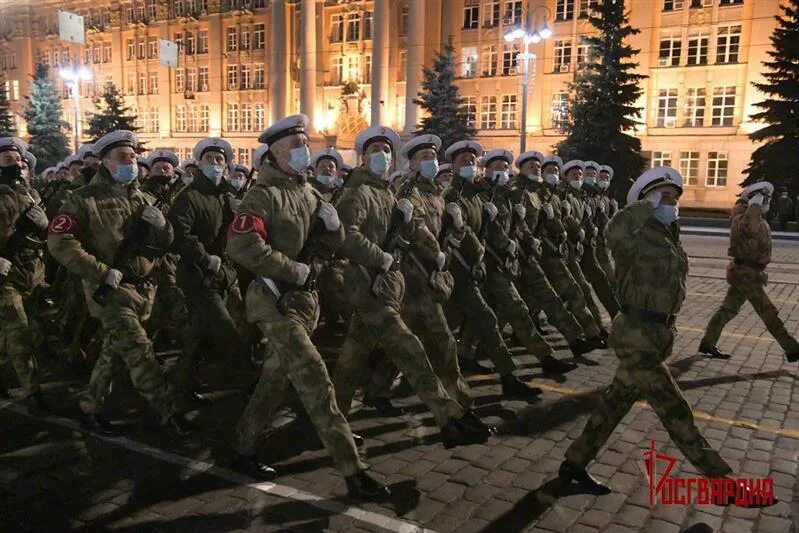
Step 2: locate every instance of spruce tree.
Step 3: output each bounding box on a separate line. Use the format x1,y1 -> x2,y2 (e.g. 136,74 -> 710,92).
413,38 -> 477,157
0,76 -> 17,137
742,0 -> 799,191
85,81 -> 139,141
555,0 -> 647,202
22,63 -> 71,172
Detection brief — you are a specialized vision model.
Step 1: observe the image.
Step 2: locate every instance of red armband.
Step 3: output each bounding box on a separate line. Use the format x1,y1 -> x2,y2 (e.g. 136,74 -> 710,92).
229,213 -> 267,240
48,214 -> 79,235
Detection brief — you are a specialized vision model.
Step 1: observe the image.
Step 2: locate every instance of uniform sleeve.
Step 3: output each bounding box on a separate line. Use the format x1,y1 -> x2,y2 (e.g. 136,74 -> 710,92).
0,188 -> 20,252
309,190 -> 346,252
168,192 -> 210,267
47,193 -> 108,282
738,204 -> 764,236
225,188 -> 301,283
485,195 -> 512,253
338,188 -> 387,269
407,189 -> 440,261
562,195 -> 582,236
606,199 -> 653,258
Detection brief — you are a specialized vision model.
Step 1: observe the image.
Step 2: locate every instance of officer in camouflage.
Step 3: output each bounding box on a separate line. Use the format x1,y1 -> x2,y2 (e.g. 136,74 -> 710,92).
699,181 -> 799,362
593,164 -> 618,289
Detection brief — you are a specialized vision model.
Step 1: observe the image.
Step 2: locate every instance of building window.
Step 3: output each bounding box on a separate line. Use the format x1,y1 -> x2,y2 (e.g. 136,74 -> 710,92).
679,151 -> 699,185
501,94 -> 518,129
706,151 -> 728,187
241,27 -> 251,51
484,0 -> 500,27
198,66 -> 209,91
254,63 -> 265,89
551,91 -> 569,129
346,55 -> 361,83
137,39 -> 146,60
482,45 -> 498,77
147,0 -> 158,20
188,105 -> 198,132
556,0 -> 575,21
651,151 -> 672,168
363,11 -> 373,39
227,64 -> 238,90
187,68 -> 197,92
241,104 -> 252,131
346,13 -> 360,41
331,14 -> 344,42
254,24 -> 265,49
578,0 -> 597,18
176,105 -> 186,132
149,73 -> 158,94
227,103 -> 239,131
656,89 -> 678,128
658,31 -> 681,67
719,0 -> 743,6
398,50 -> 407,81
174,0 -> 184,17
103,44 -> 112,63
554,40 -> 572,72
240,64 -> 251,89
687,31 -> 708,65
400,5 -> 409,36
138,73 -> 147,95
254,103 -> 265,131
200,104 -> 210,132
503,1 -> 522,26
363,55 -> 371,83
185,32 -> 196,55
237,148 -> 250,167
463,4 -> 479,29
227,27 -> 238,52
576,43 -> 590,69
480,95 -> 497,129
711,86 -> 735,126
198,30 -> 208,54
127,40 -> 135,61
175,68 -> 184,92
463,96 -> 477,127
148,39 -> 158,59
663,0 -> 684,10
683,88 -> 706,127
716,25 -> 741,63
331,56 -> 344,84
462,47 -> 478,78
502,43 -> 520,75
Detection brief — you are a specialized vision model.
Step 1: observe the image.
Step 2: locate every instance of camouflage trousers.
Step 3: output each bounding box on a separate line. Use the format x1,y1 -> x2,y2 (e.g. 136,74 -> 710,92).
580,244 -> 620,318
595,241 -> 616,291
317,260 -> 351,326
447,264 -> 517,376
146,281 -> 189,347
701,280 -> 799,355
365,282 -> 473,409
565,313 -> 733,478
541,255 -> 602,338
80,289 -> 177,423
566,258 -> 605,329
233,296 -> 366,476
516,259 -> 584,345
0,286 -> 41,395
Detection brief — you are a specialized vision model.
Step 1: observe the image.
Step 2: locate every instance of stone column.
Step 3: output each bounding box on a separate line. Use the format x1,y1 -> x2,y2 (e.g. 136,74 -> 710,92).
370,0 -> 390,126
300,0 -> 316,130
270,0 -> 288,123
403,0 -> 424,133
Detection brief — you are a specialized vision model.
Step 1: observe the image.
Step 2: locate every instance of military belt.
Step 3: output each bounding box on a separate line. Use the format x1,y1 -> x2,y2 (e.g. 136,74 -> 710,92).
733,258 -> 766,271
621,305 -> 676,327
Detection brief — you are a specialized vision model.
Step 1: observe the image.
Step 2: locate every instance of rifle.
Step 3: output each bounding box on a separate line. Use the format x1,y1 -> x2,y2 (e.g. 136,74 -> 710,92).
92,196 -> 170,306
478,179 -> 516,275
0,192 -> 46,286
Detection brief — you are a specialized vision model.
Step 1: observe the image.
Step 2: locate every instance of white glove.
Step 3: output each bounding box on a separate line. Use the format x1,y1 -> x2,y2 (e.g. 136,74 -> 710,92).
317,202 -> 341,231
506,240 -> 517,256
610,199 -> 619,210
0,257 -> 11,276
645,190 -> 662,208
397,198 -> 414,223
513,203 -> 526,220
577,228 -> 585,241
445,202 -> 464,229
103,268 -> 124,289
585,205 -> 592,218
380,251 -> 395,272
748,193 -> 764,207
25,205 -> 49,230
230,198 -> 242,212
562,201 -> 572,218
435,251 -> 446,271
294,262 -> 310,286
206,254 -> 222,273
483,202 -> 498,222
598,202 -> 606,214
543,203 -> 554,220
141,205 -> 167,229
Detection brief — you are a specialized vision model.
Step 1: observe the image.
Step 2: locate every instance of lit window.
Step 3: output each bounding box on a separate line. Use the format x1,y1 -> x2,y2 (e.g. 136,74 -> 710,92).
706,151 -> 728,187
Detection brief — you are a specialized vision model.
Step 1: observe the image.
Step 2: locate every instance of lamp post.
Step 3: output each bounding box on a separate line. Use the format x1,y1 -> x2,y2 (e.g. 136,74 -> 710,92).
59,66 -> 92,152
504,5 -> 552,154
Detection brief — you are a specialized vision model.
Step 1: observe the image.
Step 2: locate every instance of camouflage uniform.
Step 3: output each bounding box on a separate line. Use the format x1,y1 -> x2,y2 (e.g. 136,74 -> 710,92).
1,182 -> 45,395
701,202 -> 799,356
564,200 -> 732,478
47,168 -> 178,422
593,188 -> 618,289
332,167 -> 464,427
226,163 -> 367,476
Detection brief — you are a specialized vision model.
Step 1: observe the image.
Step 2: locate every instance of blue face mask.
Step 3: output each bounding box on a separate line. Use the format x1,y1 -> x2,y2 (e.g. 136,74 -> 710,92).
420,159 -> 439,180
653,204 -> 679,225
288,146 -> 311,174
112,163 -> 138,184
201,163 -> 225,185
584,176 -> 596,186
316,174 -> 335,186
368,151 -> 391,176
459,166 -> 478,182
491,171 -> 510,187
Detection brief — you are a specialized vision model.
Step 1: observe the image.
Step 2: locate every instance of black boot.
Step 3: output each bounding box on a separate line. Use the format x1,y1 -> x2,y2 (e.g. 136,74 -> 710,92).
29,390 -> 52,414
541,356 -> 578,375
351,433 -> 365,447
787,351 -> 798,363
81,413 -> 120,436
231,452 -> 277,480
588,335 -> 607,349
345,471 -> 390,501
441,417 -> 490,449
458,356 -> 492,375
168,414 -> 198,436
699,344 -> 731,360
558,460 -> 611,495
569,338 -> 596,357
599,329 -> 609,341
501,374 -> 542,398
461,409 -> 497,435
362,395 -> 404,417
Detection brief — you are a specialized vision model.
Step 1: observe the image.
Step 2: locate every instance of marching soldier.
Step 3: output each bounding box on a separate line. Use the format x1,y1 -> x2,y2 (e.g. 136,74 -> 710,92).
0,137 -> 51,410
168,138 -> 246,403
594,164 -> 618,287
179,159 -> 199,189
435,163 -> 453,190
332,125 -> 491,448
45,155 -> 83,219
226,115 -> 389,499
699,181 -> 799,362
47,130 -> 194,435
137,157 -> 150,182
559,167 -> 735,494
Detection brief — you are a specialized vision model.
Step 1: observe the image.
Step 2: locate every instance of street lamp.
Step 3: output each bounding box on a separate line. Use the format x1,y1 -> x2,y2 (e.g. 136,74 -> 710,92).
59,66 -> 92,152
504,6 -> 552,154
